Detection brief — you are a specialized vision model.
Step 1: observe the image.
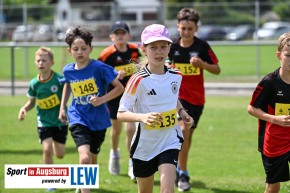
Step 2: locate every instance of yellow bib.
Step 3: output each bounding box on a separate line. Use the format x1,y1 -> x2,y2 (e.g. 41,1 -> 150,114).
275,103 -> 290,116
114,63 -> 135,76
175,63 -> 200,75
37,94 -> 60,109
146,109 -> 177,130
71,78 -> 98,97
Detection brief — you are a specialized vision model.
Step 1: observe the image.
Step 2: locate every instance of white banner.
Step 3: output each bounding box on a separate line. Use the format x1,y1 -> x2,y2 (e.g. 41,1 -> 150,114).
5,164 -> 99,189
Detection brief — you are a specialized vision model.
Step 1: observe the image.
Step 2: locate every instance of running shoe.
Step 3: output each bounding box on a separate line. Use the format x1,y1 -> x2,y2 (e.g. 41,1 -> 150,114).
178,174 -> 191,192
108,149 -> 120,175
128,159 -> 136,180
46,188 -> 56,192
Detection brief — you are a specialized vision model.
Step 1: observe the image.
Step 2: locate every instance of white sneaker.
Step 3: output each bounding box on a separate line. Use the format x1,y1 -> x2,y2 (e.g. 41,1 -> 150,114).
128,159 -> 136,180
108,149 -> 120,175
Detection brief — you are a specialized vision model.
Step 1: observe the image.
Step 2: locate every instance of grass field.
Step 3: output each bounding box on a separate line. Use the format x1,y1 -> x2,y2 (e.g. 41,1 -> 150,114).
0,44 -> 279,82
1,95 -> 289,193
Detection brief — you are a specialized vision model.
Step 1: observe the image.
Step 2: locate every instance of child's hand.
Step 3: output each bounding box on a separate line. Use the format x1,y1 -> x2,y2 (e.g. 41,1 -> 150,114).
18,108 -> 26,121
190,56 -> 204,68
90,95 -> 104,107
117,70 -> 126,80
273,115 -> 290,127
179,109 -> 194,129
58,109 -> 68,124
142,112 -> 163,127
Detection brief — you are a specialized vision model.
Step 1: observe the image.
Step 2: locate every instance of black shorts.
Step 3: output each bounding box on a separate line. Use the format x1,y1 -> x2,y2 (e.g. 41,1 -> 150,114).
262,151 -> 290,184
179,99 -> 204,129
38,125 -> 68,144
108,95 -> 122,119
132,149 -> 179,178
69,124 -> 107,154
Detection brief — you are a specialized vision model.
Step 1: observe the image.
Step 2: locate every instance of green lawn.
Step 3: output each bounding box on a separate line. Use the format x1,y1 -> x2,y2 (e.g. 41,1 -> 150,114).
1,96 -> 289,193
0,44 -> 279,82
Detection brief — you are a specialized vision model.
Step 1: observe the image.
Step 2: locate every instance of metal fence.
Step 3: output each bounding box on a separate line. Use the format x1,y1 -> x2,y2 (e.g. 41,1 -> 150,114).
0,1 -> 290,41
0,1 -> 288,95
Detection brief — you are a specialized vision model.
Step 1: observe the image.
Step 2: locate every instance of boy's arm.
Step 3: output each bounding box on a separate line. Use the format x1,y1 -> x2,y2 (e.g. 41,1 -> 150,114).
117,111 -> 162,128
59,83 -> 71,124
247,105 -> 290,127
201,61 -> 221,74
18,98 -> 36,121
190,57 -> 221,74
90,77 -> 124,107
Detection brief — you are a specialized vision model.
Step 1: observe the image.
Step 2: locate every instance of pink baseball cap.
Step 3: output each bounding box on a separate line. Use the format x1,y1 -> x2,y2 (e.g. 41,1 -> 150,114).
141,24 -> 172,44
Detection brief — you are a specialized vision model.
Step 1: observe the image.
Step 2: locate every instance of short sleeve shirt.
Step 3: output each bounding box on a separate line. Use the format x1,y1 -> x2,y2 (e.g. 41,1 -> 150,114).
62,59 -> 118,131
249,68 -> 290,157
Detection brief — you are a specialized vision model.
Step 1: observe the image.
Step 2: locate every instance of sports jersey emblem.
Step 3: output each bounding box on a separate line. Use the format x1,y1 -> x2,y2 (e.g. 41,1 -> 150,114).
171,81 -> 178,94
277,91 -> 283,96
189,52 -> 199,58
116,56 -> 122,61
50,85 -> 58,93
147,89 -> 157,95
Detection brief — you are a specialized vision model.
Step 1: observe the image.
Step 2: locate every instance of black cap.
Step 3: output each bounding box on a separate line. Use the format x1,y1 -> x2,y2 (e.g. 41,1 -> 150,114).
111,21 -> 130,34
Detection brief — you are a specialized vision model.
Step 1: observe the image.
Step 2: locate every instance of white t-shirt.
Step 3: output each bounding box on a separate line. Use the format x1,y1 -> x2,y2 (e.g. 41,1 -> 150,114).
118,65 -> 184,161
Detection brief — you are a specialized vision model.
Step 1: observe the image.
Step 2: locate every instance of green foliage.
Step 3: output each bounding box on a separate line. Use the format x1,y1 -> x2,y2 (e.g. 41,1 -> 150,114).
273,3 -> 290,21
3,0 -> 48,5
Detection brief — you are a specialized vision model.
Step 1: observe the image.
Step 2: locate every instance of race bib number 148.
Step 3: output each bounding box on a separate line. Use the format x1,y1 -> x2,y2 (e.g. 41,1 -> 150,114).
71,78 -> 98,97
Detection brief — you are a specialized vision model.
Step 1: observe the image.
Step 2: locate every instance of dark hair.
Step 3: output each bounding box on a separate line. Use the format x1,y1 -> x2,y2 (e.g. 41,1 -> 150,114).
65,26 -> 93,47
177,8 -> 199,24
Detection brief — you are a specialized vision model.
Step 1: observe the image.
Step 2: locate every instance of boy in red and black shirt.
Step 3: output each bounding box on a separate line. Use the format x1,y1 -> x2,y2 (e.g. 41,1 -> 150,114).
248,32 -> 290,193
166,8 -> 221,192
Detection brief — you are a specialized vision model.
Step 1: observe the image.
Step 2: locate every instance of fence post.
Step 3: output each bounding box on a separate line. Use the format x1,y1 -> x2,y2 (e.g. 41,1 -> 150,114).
255,0 -> 260,77
11,45 -> 15,96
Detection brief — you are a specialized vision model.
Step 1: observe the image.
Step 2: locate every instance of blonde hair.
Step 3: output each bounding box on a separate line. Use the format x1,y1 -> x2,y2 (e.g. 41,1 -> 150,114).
35,46 -> 54,60
277,32 -> 290,52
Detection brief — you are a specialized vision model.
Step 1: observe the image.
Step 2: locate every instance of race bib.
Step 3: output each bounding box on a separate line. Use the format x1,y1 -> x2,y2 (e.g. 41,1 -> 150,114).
114,63 -> 135,76
275,103 -> 290,116
146,109 -> 177,130
174,63 -> 200,75
71,78 -> 98,97
37,94 -> 60,109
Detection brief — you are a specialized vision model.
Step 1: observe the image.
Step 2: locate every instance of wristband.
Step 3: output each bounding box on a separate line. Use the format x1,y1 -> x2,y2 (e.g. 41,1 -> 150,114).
178,108 -> 187,116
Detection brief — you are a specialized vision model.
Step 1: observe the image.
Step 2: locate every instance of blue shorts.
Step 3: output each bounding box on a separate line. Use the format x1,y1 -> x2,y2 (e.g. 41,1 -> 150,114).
69,124 -> 107,154
262,151 -> 290,184
132,149 -> 179,178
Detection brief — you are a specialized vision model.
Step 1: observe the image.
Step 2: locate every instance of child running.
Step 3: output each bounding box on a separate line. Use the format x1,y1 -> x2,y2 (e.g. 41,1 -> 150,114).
18,46 -> 68,192
98,21 -> 142,180
58,26 -> 124,193
117,24 -> 193,193
166,8 -> 221,191
247,32 -> 290,193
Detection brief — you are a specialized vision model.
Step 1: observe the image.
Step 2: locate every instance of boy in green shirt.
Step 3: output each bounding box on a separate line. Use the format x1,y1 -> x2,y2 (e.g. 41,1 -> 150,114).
18,46 -> 68,192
